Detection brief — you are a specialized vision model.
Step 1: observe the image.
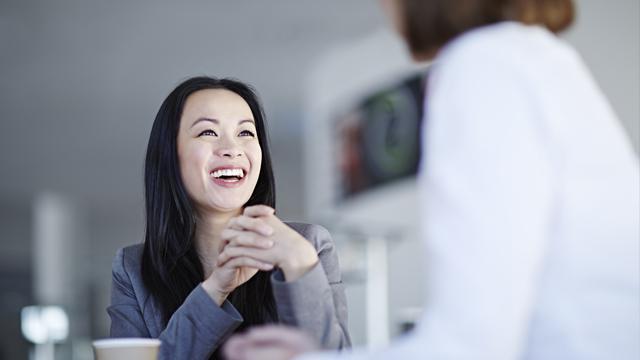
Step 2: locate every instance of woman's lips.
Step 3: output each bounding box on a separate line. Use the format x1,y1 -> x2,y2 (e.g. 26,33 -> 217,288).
210,167 -> 247,178
211,176 -> 246,188
209,171 -> 248,188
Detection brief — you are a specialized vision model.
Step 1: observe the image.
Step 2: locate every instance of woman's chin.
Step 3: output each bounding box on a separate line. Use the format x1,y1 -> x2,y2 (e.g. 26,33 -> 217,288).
199,199 -> 249,215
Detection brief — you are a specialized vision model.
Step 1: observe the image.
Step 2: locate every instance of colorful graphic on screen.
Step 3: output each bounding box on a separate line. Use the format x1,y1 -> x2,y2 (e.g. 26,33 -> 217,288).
335,73 -> 426,199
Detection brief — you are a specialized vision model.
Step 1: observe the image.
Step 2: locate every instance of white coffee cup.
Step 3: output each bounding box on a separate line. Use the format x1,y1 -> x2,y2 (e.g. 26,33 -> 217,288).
92,338 -> 161,360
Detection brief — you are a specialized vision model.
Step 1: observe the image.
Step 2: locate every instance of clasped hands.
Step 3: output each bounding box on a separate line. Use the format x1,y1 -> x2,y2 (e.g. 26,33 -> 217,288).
202,205 -> 319,305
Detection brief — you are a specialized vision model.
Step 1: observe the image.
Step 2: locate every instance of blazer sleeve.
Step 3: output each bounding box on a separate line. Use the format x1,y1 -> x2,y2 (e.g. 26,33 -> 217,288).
107,247 -> 244,359
270,224 -> 351,350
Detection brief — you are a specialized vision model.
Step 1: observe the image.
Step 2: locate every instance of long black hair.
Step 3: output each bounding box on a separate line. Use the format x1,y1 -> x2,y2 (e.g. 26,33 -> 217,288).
141,77 -> 278,336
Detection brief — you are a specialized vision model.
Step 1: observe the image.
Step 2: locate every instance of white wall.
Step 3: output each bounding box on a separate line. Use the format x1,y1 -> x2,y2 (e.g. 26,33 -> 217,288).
564,0 -> 640,152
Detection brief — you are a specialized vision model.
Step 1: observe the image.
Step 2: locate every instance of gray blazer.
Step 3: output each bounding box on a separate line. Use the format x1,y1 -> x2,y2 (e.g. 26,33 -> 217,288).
108,222 -> 350,359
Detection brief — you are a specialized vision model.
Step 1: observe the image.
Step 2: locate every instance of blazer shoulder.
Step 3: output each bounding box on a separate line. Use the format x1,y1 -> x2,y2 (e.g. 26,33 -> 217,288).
112,243 -> 145,283
285,222 -> 334,252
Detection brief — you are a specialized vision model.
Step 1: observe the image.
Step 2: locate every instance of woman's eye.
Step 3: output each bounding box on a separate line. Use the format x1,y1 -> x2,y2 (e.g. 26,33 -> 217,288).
198,129 -> 217,137
239,130 -> 255,137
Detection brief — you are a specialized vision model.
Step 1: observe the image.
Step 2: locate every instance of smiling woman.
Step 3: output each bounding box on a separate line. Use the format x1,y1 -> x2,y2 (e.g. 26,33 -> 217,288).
177,89 -> 263,213
106,77 -> 350,359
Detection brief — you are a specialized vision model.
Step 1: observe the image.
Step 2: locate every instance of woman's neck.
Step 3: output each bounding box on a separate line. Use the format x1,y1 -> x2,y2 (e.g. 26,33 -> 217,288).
194,208 -> 242,277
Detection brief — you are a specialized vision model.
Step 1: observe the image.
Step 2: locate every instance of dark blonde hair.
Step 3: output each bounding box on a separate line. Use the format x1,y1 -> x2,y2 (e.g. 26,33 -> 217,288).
401,0 -> 575,59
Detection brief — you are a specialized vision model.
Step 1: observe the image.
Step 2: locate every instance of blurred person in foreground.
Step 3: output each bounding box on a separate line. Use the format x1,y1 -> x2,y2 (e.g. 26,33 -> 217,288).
224,0 -> 640,359
107,77 -> 350,359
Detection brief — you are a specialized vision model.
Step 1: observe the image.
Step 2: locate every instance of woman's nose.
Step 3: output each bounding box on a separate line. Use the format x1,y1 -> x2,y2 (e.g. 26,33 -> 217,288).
218,147 -> 243,158
215,138 -> 243,158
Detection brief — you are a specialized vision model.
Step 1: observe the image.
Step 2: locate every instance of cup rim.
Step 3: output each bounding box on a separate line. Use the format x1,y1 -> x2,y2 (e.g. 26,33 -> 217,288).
92,338 -> 161,348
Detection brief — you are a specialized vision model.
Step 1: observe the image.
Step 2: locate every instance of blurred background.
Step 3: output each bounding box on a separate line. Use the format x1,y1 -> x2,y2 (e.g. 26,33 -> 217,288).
0,0 -> 638,359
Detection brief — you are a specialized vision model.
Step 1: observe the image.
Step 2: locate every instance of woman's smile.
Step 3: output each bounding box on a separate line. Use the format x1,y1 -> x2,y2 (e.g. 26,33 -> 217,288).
209,166 -> 248,188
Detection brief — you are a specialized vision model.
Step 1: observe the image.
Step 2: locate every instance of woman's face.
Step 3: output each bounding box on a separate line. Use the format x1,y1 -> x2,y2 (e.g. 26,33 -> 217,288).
177,89 -> 262,215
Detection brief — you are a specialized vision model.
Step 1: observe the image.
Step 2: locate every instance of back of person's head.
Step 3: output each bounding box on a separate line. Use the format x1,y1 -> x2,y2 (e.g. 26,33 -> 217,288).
398,0 -> 575,60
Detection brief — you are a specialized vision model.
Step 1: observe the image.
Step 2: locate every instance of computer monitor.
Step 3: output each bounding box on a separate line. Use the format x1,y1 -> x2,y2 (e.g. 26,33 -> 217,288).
335,72 -> 426,200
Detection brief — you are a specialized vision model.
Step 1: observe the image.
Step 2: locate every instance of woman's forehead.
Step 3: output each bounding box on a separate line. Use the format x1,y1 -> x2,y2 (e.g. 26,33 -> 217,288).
183,89 -> 254,122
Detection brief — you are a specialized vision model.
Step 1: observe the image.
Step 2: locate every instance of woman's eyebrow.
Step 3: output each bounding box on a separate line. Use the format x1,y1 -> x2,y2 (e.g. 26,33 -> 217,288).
191,117 -> 219,128
191,118 -> 255,128
238,119 -> 255,126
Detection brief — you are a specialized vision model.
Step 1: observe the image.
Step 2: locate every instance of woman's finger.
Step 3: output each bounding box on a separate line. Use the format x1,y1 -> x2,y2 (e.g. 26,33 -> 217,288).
221,229 -> 274,249
224,326 -> 315,360
227,216 -> 274,236
218,229 -> 236,253
223,335 -> 248,360
246,325 -> 313,345
218,246 -> 274,268
222,255 -> 274,271
230,233 -> 274,249
243,205 -> 275,218
220,228 -> 241,241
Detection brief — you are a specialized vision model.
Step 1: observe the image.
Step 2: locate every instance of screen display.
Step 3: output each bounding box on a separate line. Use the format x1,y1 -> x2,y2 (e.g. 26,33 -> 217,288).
335,72 -> 426,199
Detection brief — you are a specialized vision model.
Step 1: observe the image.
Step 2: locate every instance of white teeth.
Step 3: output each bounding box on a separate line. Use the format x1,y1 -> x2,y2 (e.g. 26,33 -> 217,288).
211,168 -> 244,178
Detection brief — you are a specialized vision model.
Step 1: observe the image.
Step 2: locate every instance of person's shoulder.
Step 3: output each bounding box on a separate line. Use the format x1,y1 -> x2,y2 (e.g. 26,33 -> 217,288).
112,243 -> 144,276
450,23 -> 528,51
430,22 -> 555,100
285,222 -> 331,238
439,22 -> 565,70
285,222 -> 334,250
